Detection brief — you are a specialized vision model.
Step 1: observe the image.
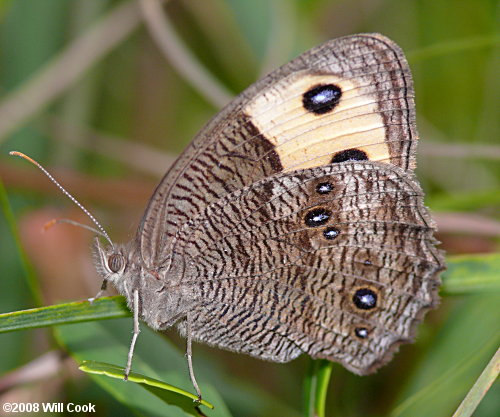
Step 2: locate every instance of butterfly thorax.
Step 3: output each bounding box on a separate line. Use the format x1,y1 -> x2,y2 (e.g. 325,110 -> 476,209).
94,238 -> 196,331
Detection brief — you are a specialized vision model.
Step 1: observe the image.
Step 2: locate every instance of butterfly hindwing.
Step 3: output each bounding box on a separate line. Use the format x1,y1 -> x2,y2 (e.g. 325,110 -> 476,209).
173,161 -> 444,375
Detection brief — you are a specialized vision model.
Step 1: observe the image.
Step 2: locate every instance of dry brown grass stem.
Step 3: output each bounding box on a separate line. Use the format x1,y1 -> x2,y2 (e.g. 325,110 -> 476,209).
139,0 -> 233,109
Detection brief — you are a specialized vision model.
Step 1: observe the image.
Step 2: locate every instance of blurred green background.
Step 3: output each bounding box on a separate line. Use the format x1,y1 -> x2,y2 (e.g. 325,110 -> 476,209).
0,0 -> 498,416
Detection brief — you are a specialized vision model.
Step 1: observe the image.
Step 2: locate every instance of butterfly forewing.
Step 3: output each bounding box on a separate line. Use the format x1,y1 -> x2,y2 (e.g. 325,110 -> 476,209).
138,34 -> 418,266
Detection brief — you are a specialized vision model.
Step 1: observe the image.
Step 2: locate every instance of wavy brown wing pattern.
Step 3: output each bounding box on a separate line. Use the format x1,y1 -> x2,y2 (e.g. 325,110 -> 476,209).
138,34 -> 418,268
128,33 -> 445,374
172,162 -> 444,374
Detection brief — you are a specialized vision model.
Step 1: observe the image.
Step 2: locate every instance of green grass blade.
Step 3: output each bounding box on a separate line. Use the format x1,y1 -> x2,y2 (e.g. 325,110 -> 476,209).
391,294 -> 500,417
392,336 -> 499,417
0,178 -> 42,305
408,35 -> 500,62
452,347 -> 500,417
442,254 -> 500,294
55,320 -> 233,417
303,359 -> 333,417
0,296 -> 130,333
80,360 -> 214,414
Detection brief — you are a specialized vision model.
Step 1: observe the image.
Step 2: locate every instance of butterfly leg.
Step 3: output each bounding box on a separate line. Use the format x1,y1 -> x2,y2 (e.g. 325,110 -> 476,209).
88,279 -> 108,304
124,289 -> 140,380
186,312 -> 202,402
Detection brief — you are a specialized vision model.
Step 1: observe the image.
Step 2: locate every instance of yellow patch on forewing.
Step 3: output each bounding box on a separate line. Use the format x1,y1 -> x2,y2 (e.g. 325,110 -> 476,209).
244,72 -> 390,171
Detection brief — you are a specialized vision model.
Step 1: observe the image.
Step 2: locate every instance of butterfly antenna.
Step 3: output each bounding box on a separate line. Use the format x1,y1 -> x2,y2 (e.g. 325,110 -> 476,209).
9,151 -> 114,248
43,218 -> 109,239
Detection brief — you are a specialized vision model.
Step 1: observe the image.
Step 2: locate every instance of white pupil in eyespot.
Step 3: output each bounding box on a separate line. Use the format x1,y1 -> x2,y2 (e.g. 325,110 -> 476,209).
312,90 -> 334,104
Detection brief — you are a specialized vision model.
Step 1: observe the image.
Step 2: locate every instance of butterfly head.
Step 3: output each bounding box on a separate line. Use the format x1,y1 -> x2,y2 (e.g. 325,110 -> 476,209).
93,237 -> 138,289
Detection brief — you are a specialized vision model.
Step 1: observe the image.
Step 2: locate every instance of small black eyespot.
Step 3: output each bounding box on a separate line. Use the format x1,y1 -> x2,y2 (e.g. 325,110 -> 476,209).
355,327 -> 369,339
323,227 -> 340,240
304,208 -> 331,227
315,182 -> 334,194
303,84 -> 342,114
331,148 -> 368,163
108,253 -> 124,273
352,288 -> 378,310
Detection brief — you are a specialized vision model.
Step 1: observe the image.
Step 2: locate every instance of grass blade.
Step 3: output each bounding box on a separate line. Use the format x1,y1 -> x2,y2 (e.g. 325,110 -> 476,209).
80,360 -> 214,414
452,347 -> 500,417
303,359 -> 333,417
0,178 -> 42,305
55,320 -> 234,416
408,35 -> 500,62
391,295 -> 500,417
0,296 -> 130,333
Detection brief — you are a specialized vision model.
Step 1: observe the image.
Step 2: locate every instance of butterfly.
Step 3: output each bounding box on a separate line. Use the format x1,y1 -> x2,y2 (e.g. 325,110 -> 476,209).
39,33 -> 447,399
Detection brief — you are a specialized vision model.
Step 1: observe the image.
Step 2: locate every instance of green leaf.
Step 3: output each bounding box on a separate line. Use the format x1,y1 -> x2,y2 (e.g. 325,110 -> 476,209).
80,360 -> 214,414
54,319 -> 233,417
442,254 -> 500,294
0,296 -> 130,333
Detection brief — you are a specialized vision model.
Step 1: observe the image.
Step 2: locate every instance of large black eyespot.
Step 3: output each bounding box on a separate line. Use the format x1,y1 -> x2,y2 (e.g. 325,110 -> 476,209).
304,208 -> 331,227
354,327 -> 369,339
323,227 -> 340,240
302,84 -> 342,114
108,253 -> 124,273
315,182 -> 334,194
352,288 -> 378,310
331,148 -> 368,163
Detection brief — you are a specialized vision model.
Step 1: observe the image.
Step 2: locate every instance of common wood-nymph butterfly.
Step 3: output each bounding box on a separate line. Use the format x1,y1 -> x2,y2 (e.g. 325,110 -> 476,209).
15,33 -> 446,400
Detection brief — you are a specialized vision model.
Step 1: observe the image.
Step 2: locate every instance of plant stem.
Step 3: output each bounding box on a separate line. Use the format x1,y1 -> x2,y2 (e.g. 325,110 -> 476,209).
304,359 -> 333,417
452,347 -> 500,417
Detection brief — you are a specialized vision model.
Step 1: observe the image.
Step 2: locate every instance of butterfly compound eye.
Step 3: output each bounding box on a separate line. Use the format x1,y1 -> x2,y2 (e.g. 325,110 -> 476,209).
107,253 -> 124,273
